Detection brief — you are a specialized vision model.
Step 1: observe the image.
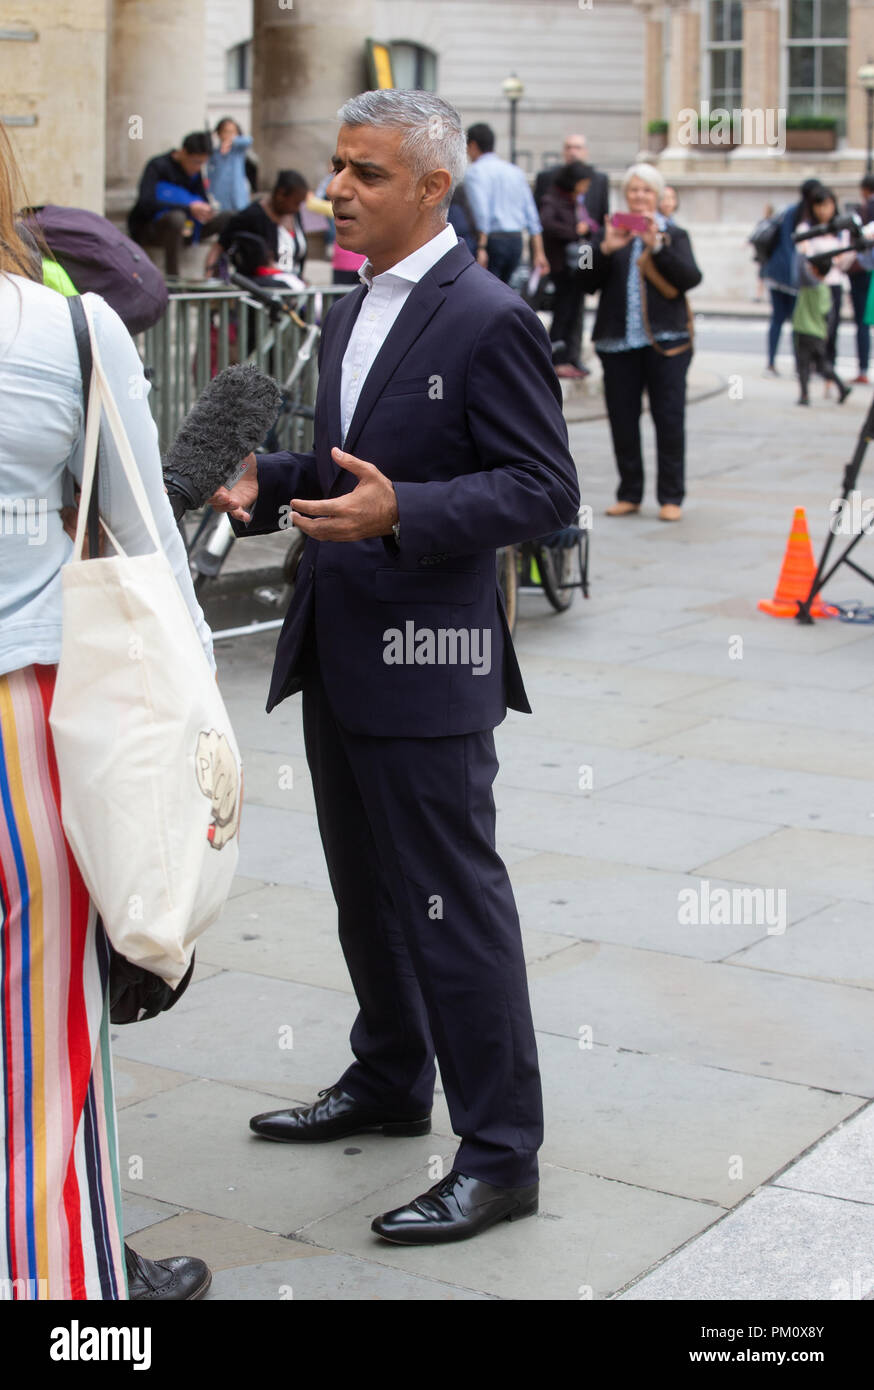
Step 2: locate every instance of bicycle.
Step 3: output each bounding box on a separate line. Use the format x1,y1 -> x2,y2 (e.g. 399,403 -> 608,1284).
497,518 -> 589,635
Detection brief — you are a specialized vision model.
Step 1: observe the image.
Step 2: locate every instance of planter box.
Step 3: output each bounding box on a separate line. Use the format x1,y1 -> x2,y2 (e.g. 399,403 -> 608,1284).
785,127 -> 837,152
647,131 -> 667,153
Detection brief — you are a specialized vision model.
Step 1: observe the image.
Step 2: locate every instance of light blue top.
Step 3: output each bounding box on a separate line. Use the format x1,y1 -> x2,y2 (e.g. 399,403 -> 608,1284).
463,152 -> 542,236
207,133 -> 253,212
596,211 -> 689,353
0,274 -> 215,678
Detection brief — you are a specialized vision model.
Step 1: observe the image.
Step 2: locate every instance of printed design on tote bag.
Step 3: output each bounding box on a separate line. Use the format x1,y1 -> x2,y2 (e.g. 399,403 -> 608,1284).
195,729 -> 241,849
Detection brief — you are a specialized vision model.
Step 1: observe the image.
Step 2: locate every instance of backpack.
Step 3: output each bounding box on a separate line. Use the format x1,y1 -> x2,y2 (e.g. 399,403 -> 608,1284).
22,204 -> 168,333
749,213 -> 781,265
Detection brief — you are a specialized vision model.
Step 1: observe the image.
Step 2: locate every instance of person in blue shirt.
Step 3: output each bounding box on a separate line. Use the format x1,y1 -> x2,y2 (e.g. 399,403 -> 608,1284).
207,116 -> 254,213
463,123 -> 549,283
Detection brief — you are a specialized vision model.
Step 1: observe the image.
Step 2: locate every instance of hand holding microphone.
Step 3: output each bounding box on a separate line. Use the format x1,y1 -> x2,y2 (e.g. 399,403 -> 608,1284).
208,452 -> 259,524
162,363 -> 280,522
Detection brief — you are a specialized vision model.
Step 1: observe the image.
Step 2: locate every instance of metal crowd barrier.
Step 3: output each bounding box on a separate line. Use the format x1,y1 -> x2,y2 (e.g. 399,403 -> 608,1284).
136,282 -> 353,453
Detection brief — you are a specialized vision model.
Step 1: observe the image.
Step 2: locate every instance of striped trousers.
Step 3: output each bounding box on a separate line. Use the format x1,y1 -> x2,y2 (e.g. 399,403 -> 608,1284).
0,664 -> 126,1299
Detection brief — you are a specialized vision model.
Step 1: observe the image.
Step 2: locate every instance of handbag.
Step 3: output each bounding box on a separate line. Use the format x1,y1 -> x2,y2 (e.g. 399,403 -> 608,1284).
50,296 -> 243,990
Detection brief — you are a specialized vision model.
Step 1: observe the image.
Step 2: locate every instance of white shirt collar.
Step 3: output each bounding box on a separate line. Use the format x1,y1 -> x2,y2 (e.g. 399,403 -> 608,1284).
359,223 -> 459,289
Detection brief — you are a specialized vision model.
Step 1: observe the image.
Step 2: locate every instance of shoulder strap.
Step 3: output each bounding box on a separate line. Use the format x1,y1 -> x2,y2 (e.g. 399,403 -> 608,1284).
68,295 -> 101,560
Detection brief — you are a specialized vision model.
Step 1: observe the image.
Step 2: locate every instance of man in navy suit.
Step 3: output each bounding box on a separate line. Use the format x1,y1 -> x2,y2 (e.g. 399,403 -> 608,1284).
211,90 -> 580,1244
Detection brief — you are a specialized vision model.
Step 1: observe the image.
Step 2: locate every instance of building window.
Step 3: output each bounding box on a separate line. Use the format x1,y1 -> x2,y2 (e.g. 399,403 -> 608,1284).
707,0 -> 743,110
389,42 -> 437,91
226,40 -> 252,92
786,0 -> 847,131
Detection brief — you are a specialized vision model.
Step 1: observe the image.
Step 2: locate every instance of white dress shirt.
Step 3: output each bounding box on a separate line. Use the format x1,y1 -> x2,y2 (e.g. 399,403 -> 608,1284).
339,222 -> 459,442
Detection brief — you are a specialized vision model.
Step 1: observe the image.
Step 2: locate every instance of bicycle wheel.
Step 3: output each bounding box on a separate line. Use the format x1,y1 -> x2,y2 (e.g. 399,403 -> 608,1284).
535,538 -> 575,612
496,545 -> 518,634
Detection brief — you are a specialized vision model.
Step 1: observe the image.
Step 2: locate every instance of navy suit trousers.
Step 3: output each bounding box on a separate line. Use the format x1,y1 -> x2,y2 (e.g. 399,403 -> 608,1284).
300,627 -> 543,1189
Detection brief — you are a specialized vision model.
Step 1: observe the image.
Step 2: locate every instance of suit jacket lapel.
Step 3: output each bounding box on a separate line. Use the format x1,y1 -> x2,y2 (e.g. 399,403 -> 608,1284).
318,284 -> 366,492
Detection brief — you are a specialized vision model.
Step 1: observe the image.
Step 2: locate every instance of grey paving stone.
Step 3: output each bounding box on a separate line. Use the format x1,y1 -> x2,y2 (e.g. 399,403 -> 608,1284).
122,1195 -> 182,1238
619,1186 -> 874,1301
493,734 -> 680,799
110,969 -> 358,1100
511,856 -> 830,960
207,1253 -> 491,1300
116,1078 -> 452,1233
237,803 -> 331,889
629,640 -> 873,691
726,900 -> 874,989
775,1102 -> 874,1205
517,1032 -> 857,1206
500,695 -> 709,749
112,1056 -> 192,1110
697,827 -> 874,904
495,784 -> 777,872
646,717 -> 874,781
507,655 -> 725,707
237,746 -> 316,814
598,756 -> 874,838
528,941 -> 874,1095
302,1161 -> 717,1301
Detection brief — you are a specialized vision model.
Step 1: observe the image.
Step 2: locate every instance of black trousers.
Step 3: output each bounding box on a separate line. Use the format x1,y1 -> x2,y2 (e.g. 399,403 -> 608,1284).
486,232 -> 523,283
140,207 -> 230,277
300,627 -> 543,1188
794,331 -> 845,398
598,345 -> 691,506
550,269 -> 586,365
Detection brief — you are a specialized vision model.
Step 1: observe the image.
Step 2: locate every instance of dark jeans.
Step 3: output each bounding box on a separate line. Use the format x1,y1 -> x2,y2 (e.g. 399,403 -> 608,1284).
598,345 -> 691,506
767,287 -> 796,367
486,232 -> 523,283
794,331 -> 845,399
825,283 -> 842,367
141,207 -> 230,277
550,269 -> 586,365
849,270 -> 871,374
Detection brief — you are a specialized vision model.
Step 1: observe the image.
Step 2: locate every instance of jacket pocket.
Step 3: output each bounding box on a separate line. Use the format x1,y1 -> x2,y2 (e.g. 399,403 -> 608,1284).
374,568 -> 479,605
379,376 -> 432,398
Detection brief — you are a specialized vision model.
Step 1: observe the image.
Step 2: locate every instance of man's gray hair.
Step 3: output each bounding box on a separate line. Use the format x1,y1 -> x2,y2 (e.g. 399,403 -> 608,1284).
337,90 -> 467,211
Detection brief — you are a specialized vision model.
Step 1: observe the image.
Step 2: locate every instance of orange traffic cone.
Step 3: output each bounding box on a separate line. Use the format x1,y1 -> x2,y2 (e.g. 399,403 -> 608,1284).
758,507 -> 837,618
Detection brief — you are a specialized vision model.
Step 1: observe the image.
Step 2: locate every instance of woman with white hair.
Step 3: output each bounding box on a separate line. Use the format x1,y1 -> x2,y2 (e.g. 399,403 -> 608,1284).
578,163 -> 702,521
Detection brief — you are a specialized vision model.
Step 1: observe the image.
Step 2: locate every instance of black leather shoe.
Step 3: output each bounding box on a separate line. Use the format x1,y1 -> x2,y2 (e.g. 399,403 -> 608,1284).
371,1170 -> 539,1244
125,1243 -> 212,1300
249,1084 -> 431,1143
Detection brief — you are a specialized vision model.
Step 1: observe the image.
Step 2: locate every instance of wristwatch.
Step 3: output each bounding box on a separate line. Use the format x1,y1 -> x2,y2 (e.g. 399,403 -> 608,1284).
392,521 -> 400,544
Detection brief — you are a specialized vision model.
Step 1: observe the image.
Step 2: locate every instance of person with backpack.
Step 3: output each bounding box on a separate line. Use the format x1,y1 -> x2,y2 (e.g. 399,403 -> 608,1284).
758,178 -> 823,375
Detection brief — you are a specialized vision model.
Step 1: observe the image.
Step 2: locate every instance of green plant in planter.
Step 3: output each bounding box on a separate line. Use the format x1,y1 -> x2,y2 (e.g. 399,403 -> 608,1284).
785,115 -> 838,130
647,119 -> 669,135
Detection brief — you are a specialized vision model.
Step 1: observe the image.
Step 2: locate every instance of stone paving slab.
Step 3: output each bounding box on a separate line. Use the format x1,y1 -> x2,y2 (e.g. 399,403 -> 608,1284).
645,717 -> 874,781
116,1078 -> 453,1234
618,1184 -> 874,1301
207,1253 -> 491,1300
507,1032 -> 858,1207
697,827 -> 874,903
495,784 -> 778,872
725,900 -> 874,990
528,942 -> 874,1095
509,854 -> 831,959
302,1161 -> 717,1301
774,1104 -> 874,1205
596,756 -> 874,838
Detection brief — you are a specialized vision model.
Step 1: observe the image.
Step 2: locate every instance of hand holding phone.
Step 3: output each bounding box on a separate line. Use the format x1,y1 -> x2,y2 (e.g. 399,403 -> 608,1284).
611,211 -> 649,235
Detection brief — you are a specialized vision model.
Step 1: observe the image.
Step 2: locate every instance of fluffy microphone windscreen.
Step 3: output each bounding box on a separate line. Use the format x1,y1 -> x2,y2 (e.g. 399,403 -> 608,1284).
163,364 -> 282,507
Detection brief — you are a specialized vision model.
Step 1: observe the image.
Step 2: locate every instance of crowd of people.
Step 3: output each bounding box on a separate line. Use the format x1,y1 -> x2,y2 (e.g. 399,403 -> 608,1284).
760,173 -> 874,395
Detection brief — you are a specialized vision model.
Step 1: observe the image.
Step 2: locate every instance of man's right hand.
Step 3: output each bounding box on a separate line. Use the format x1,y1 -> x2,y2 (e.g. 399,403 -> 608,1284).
209,452 -> 258,523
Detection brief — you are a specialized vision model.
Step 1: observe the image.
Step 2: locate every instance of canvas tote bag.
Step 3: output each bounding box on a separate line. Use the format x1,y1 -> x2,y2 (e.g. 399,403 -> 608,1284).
49,296 -> 243,986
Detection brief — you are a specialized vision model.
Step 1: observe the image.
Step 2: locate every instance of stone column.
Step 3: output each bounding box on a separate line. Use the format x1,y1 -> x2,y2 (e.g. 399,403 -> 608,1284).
666,0 -> 701,146
742,1 -> 781,117
105,0 -> 208,205
0,0 -> 107,210
251,0 -> 372,189
640,3 -> 666,133
848,0 -> 874,151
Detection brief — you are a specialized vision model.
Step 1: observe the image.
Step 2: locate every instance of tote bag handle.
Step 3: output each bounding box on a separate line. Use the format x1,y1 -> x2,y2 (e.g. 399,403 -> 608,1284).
69,296 -> 164,563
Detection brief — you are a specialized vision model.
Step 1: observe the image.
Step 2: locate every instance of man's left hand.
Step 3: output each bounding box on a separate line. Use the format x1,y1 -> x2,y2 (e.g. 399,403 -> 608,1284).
290,448 -> 399,541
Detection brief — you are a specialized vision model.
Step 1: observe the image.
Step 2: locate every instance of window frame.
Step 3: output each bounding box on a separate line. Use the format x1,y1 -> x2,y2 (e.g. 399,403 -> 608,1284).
703,0 -> 744,112
782,0 -> 847,132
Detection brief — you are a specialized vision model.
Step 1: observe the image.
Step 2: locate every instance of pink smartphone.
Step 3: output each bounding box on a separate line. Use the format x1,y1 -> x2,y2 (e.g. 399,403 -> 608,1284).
611,212 -> 649,234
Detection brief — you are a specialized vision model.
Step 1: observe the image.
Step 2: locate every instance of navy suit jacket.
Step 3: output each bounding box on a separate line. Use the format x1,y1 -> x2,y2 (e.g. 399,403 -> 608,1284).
231,237 -> 580,737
